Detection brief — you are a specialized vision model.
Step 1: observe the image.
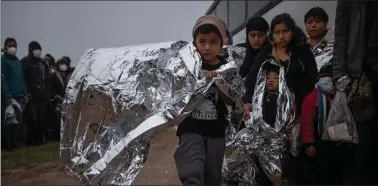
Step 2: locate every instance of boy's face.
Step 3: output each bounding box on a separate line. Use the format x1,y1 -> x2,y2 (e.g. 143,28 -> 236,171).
248,31 -> 266,49
195,32 -> 222,62
305,16 -> 327,39
266,71 -> 279,91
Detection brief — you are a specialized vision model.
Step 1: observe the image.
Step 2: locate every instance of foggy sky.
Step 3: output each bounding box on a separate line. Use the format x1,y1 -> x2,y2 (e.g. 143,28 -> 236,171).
1,1 -> 213,66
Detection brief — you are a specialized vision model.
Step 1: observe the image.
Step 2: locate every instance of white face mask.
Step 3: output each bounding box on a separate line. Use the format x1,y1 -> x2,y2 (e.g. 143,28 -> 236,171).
33,49 -> 42,58
7,47 -> 17,56
59,64 -> 68,72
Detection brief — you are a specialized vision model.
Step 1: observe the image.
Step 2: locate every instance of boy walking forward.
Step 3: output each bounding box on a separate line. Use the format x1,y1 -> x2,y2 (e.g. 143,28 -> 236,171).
174,15 -> 233,186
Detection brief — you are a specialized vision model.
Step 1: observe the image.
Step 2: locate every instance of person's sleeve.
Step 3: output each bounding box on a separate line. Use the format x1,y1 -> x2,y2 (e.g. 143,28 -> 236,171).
19,61 -> 28,96
333,0 -> 349,80
242,56 -> 263,104
302,46 -> 319,98
21,58 -> 30,93
2,73 -> 12,101
239,52 -> 252,78
300,88 -> 317,145
53,73 -> 65,97
1,59 -> 12,100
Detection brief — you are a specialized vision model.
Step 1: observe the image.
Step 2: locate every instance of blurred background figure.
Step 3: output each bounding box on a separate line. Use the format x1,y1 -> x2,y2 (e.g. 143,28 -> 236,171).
45,56 -> 68,141
1,37 -> 29,150
21,41 -> 49,146
44,53 -> 56,71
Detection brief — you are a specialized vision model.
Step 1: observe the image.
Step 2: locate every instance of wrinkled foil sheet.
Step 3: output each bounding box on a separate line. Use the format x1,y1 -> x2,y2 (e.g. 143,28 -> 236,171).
60,40 -> 246,185
223,59 -> 296,185
313,27 -> 334,71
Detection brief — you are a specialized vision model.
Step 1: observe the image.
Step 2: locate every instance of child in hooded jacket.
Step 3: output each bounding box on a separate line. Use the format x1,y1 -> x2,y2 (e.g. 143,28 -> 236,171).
174,15 -> 234,186
300,64 -> 345,184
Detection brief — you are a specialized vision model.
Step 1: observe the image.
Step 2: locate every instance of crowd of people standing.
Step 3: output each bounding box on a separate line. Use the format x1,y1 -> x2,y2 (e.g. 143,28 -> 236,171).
2,1 -> 377,185
1,39 -> 75,150
175,0 -> 377,185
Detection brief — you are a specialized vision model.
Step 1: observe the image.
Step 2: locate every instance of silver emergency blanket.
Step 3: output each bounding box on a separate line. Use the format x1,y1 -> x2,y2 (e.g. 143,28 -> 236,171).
223,59 -> 296,185
60,41 -> 246,185
312,27 -> 334,71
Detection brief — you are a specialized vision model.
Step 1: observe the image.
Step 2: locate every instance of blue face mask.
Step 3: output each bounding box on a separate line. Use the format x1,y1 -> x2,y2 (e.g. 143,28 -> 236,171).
317,77 -> 336,95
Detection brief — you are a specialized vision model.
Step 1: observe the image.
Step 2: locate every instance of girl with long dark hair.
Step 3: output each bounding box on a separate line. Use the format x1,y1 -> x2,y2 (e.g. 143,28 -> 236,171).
243,13 -> 318,119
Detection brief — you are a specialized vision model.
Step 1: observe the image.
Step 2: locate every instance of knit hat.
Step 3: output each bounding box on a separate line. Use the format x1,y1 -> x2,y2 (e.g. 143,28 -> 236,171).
28,41 -> 42,53
57,57 -> 70,66
62,56 -> 71,65
192,15 -> 227,45
246,17 -> 269,35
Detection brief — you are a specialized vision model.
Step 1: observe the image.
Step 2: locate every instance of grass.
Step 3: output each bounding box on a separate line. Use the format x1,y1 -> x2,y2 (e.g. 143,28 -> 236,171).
1,142 -> 60,170
1,127 -> 177,170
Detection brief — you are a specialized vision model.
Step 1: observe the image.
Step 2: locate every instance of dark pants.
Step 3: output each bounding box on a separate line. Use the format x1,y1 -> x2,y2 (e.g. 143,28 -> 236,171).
45,101 -> 62,141
344,117 -> 378,185
2,97 -> 24,150
174,133 -> 225,186
299,141 -> 345,185
347,57 -> 378,184
25,100 -> 48,146
4,124 -> 21,150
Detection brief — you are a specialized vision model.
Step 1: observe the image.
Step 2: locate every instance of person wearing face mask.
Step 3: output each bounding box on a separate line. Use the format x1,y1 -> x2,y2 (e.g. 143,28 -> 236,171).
299,63 -> 346,184
61,56 -> 75,81
55,57 -> 72,87
44,54 -> 56,71
1,37 -> 29,150
21,41 -> 49,146
43,57 -> 67,141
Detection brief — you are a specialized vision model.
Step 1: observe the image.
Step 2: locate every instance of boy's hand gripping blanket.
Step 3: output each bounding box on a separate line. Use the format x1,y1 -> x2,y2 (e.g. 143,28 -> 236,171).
60,41 -> 246,185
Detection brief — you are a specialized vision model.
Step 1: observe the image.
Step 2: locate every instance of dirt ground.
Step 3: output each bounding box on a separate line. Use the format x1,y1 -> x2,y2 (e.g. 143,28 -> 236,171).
1,129 -> 181,185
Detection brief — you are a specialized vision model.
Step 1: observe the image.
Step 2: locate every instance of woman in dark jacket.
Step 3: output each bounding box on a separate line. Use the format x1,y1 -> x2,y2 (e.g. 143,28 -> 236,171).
239,17 -> 270,78
45,57 -> 68,141
243,13 -> 318,119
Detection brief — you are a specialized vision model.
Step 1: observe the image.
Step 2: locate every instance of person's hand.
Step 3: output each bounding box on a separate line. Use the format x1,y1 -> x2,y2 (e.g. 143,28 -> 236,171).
243,103 -> 252,120
54,95 -> 63,101
204,71 -> 217,78
6,99 -> 13,105
335,80 -> 341,91
305,145 -> 316,157
24,96 -> 29,104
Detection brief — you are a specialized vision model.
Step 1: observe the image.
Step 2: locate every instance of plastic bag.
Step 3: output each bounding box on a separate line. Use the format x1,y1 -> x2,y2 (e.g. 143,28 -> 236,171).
4,104 -> 17,125
4,99 -> 22,125
322,91 -> 359,143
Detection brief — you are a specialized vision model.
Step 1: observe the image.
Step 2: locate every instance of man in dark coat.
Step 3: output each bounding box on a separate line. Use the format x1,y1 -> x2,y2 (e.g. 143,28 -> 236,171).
333,0 -> 378,184
21,41 -> 49,146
